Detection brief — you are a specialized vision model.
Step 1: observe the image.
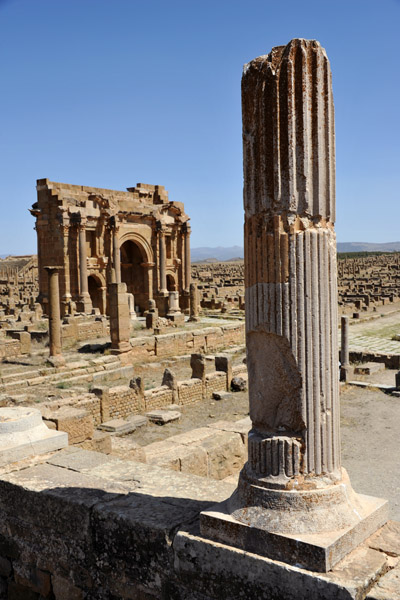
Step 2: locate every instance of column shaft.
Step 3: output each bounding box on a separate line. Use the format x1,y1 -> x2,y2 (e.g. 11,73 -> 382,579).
113,227 -> 121,284
184,227 -> 191,291
159,231 -> 167,293
45,268 -> 62,357
79,226 -> 89,296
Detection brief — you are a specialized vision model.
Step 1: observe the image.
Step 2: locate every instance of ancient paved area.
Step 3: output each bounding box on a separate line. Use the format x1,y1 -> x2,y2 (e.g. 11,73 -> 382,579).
348,310 -> 400,353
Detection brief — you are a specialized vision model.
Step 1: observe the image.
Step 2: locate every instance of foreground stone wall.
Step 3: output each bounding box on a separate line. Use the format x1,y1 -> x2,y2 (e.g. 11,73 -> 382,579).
0,448 -> 397,600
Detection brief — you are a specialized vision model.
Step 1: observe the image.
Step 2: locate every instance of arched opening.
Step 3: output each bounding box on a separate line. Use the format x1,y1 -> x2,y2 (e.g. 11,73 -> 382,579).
120,240 -> 146,313
88,275 -> 103,313
166,274 -> 177,291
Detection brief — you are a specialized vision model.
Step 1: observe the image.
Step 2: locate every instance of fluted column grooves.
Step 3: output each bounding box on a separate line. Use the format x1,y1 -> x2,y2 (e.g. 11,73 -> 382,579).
243,39 -> 339,483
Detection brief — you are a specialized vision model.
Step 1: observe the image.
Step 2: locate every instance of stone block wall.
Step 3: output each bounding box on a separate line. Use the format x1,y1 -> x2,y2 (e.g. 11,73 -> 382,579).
177,379 -> 203,405
144,386 -> 174,411
232,364 -> 247,378
128,324 -> 245,361
108,385 -> 144,419
0,339 -> 23,359
205,372 -> 227,396
79,396 -> 102,426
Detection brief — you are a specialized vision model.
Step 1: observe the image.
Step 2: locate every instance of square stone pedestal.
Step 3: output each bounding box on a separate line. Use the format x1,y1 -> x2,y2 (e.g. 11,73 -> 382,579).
200,493 -> 388,573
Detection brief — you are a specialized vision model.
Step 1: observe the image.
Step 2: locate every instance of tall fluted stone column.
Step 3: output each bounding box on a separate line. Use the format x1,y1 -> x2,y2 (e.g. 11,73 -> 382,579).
158,227 -> 167,294
200,38 -> 387,573
61,223 -> 71,316
45,267 -> 65,366
183,223 -> 191,291
112,223 -> 121,284
78,220 -> 92,313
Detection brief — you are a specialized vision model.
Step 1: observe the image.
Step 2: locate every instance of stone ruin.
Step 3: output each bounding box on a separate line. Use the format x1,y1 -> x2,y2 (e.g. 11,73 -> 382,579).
200,38 -> 387,572
0,38 -> 398,600
30,179 -> 191,317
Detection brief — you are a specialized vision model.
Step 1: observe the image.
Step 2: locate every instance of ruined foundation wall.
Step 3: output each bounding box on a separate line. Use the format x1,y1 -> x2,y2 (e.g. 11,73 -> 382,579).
0,451 -> 395,600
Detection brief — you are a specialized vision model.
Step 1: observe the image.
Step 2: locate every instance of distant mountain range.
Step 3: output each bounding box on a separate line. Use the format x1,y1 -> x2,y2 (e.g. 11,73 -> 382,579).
191,242 -> 400,262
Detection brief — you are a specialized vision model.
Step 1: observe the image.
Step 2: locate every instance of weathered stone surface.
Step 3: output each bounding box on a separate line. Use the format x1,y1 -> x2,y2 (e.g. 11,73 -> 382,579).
146,409 -> 181,425
98,418 -> 136,435
367,520 -> 400,557
200,38 -> 388,572
0,407 -> 67,466
230,375 -> 247,392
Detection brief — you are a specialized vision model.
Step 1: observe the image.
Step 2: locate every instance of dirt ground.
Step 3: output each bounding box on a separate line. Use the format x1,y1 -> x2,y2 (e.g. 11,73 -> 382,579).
340,384 -> 400,521
127,380 -> 400,522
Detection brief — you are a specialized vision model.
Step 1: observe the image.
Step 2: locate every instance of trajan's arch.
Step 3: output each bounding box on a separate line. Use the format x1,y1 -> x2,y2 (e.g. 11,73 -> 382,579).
31,180 -> 191,317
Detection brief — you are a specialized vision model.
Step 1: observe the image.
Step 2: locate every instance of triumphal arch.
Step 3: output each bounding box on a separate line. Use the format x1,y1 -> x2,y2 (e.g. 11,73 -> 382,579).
30,179 -> 191,316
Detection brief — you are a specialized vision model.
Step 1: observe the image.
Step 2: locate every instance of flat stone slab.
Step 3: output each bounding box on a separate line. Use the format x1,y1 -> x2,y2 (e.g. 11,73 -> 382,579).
98,419 -> 136,435
366,564 -> 400,599
0,407 -> 67,466
126,415 -> 148,428
146,410 -> 181,425
354,362 -> 385,375
212,391 -> 233,401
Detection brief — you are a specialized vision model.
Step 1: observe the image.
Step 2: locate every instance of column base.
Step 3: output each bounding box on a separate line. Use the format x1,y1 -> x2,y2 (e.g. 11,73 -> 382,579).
46,355 -> 66,368
77,294 -> 92,314
200,467 -> 388,572
167,312 -> 185,324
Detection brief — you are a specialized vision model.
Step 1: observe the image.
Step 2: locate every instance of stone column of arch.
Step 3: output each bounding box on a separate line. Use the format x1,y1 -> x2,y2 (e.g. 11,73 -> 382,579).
158,226 -> 168,294
112,223 -> 121,284
77,218 -> 92,313
61,221 -> 71,316
183,223 -> 191,291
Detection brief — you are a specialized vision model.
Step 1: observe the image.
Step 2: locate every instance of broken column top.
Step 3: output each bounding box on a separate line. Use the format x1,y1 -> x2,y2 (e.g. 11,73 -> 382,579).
242,38 -> 335,224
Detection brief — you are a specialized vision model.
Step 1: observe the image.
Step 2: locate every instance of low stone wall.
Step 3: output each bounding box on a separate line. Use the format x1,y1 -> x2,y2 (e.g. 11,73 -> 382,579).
61,317 -> 108,349
0,448 -> 396,600
144,386 -> 174,411
127,323 -> 244,361
205,371 -> 227,397
0,339 -> 21,359
349,350 -> 400,370
144,418 -> 250,479
177,378 -> 203,405
108,385 -> 144,419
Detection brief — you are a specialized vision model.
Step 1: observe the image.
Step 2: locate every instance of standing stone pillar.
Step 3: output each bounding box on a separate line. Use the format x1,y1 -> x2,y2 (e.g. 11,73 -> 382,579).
340,315 -> 350,381
158,226 -> 167,294
109,282 -> 131,354
201,39 -> 387,573
189,282 -> 200,321
78,219 -> 92,313
44,267 -> 65,366
183,223 -> 191,291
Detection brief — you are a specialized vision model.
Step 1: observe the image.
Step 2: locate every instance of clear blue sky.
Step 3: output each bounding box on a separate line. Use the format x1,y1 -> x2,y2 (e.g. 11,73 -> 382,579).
1,0 -> 399,255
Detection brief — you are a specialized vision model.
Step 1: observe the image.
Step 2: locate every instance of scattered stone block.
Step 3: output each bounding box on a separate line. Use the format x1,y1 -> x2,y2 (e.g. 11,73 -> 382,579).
212,391 -> 232,401
98,418 -> 136,435
146,409 -> 181,425
78,430 -> 112,454
354,362 -> 385,375
231,376 -> 247,392
126,414 -> 148,428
